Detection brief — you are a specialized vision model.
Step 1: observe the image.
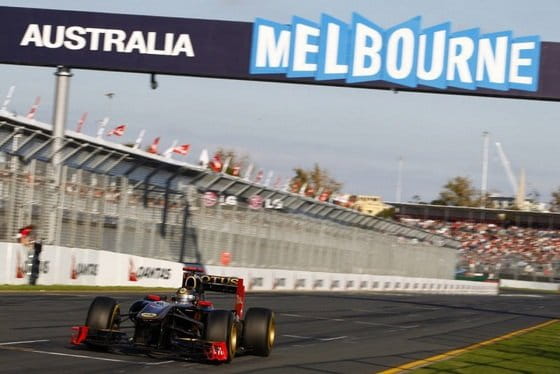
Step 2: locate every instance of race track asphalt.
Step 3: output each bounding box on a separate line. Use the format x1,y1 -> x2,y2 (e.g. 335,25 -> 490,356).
0,290 -> 559,373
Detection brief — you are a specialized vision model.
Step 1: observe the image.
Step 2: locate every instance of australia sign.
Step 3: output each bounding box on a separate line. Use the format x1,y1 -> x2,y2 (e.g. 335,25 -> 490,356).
0,6 -> 559,101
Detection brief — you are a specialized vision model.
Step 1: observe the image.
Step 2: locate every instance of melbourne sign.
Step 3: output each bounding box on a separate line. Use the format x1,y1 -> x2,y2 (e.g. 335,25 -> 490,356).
250,15 -> 540,92
1,6 -> 560,100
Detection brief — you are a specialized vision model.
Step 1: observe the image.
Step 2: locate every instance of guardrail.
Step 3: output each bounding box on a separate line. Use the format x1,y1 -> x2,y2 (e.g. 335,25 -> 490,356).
0,242 -> 498,295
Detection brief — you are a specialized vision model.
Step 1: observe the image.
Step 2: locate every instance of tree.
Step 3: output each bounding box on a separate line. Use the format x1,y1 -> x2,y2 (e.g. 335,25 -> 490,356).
435,176 -> 478,207
213,147 -> 251,177
289,163 -> 342,196
550,187 -> 560,211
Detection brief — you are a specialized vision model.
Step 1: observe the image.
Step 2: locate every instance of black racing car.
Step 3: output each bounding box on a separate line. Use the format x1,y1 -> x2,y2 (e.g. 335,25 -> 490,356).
71,269 -> 275,363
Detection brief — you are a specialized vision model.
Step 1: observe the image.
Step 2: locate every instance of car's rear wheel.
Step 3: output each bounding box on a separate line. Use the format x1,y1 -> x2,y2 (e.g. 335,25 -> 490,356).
243,307 -> 275,356
85,296 -> 120,331
205,310 -> 237,362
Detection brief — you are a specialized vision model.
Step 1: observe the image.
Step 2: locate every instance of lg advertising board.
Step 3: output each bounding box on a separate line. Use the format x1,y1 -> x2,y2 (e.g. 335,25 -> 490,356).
1,6 -> 560,101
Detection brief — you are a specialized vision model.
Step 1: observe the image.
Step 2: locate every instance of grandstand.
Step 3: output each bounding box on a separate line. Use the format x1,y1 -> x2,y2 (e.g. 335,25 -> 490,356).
394,204 -> 560,282
0,110 -> 458,279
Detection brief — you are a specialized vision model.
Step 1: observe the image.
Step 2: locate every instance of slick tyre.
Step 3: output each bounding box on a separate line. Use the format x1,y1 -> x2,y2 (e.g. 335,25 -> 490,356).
85,296 -> 120,331
243,307 -> 275,356
205,310 -> 237,362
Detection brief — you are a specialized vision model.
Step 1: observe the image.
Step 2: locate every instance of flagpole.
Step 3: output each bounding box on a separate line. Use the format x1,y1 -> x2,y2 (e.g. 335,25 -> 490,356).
164,140 -> 178,158
26,96 -> 41,119
1,85 -> 15,112
133,129 -> 145,149
75,112 -> 87,133
96,117 -> 109,139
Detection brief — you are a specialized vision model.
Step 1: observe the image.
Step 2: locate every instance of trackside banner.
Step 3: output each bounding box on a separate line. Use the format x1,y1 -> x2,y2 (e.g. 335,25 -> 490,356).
1,6 -> 560,101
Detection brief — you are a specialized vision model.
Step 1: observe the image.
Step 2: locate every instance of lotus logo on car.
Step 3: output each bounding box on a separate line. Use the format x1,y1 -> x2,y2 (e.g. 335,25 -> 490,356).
250,14 -> 541,92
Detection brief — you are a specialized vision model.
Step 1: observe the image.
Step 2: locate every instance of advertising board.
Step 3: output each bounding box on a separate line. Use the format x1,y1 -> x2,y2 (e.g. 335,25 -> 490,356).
1,7 -> 560,100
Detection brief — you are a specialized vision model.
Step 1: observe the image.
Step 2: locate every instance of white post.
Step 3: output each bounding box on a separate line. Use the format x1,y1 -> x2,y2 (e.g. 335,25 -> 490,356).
481,131 -> 489,207
395,156 -> 403,203
52,66 -> 72,183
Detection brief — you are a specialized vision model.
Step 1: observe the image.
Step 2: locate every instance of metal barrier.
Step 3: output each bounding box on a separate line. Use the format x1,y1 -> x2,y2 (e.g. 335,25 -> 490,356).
0,154 -> 456,279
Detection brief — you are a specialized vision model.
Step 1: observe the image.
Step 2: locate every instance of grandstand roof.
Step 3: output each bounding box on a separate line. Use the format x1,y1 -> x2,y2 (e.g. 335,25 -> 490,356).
0,110 -> 460,248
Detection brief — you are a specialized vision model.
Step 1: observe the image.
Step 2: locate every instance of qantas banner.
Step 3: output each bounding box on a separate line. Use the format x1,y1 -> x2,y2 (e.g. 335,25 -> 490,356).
1,6 -> 560,101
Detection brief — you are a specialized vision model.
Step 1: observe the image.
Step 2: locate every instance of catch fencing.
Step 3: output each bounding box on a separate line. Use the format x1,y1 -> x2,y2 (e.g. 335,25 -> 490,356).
0,152 -> 456,279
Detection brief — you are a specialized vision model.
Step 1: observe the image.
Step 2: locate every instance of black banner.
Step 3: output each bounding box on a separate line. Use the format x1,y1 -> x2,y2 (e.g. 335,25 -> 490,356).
1,6 -> 560,101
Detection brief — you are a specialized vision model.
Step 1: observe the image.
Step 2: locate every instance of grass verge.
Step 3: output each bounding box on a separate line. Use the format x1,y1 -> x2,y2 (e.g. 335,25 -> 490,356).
0,284 -> 175,292
413,320 -> 560,373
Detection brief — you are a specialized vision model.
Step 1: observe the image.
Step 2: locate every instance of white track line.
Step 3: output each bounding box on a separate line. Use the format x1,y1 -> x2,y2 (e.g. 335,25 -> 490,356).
318,336 -> 347,342
280,313 -> 415,329
0,339 -> 50,346
282,334 -> 347,342
0,346 -> 174,366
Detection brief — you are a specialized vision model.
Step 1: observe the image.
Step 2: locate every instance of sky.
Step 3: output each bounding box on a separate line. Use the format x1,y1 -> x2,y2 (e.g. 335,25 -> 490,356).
0,0 -> 559,203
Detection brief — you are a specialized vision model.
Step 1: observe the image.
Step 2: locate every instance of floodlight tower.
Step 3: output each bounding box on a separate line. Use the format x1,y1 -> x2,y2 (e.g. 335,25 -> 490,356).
495,142 -> 518,195
480,132 -> 489,207
395,156 -> 403,203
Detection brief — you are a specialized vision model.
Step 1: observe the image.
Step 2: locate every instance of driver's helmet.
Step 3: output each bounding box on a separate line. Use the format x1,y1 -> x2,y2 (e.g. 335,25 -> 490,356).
176,287 -> 196,304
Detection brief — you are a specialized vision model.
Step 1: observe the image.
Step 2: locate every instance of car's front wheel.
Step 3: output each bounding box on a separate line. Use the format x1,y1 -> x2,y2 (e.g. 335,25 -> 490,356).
85,296 -> 120,331
205,310 -> 237,362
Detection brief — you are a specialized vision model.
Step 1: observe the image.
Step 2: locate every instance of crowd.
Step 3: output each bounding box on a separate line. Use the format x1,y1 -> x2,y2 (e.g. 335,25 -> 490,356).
399,218 -> 560,277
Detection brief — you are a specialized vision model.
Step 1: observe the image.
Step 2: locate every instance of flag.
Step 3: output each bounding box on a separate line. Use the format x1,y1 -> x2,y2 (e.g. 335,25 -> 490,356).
164,140 -> 177,158
209,153 -> 222,172
133,129 -> 145,149
107,124 -> 126,136
305,185 -> 316,197
231,165 -> 241,177
315,187 -> 324,200
171,144 -> 191,156
1,85 -> 15,112
264,171 -> 274,186
75,112 -> 88,133
254,169 -> 264,184
243,163 -> 254,181
222,156 -> 231,173
147,137 -> 160,154
26,96 -> 41,119
290,180 -> 301,193
96,117 -> 109,138
318,190 -> 331,202
273,176 -> 282,189
199,149 -> 209,168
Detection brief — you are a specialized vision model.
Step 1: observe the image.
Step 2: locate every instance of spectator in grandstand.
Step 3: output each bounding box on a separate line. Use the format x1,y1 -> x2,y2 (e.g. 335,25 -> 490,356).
399,217 -> 560,279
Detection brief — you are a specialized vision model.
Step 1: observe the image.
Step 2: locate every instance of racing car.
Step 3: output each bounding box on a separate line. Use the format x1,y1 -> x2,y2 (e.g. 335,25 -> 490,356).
71,268 -> 275,363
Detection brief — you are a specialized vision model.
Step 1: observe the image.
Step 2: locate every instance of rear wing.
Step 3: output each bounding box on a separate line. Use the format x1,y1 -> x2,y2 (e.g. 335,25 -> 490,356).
183,271 -> 245,318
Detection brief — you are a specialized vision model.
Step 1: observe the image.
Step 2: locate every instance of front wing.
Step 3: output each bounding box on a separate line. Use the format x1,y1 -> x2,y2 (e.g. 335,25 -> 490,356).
70,326 -> 229,362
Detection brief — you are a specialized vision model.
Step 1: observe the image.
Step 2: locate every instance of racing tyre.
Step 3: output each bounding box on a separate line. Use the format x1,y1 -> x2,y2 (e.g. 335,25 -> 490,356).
243,307 -> 275,356
205,310 -> 237,362
85,296 -> 120,331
